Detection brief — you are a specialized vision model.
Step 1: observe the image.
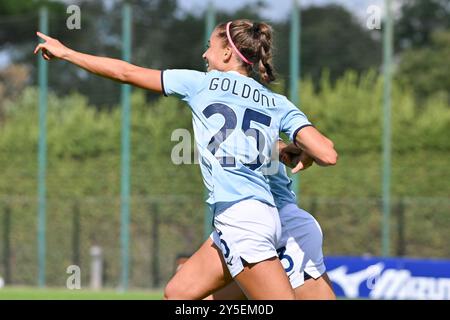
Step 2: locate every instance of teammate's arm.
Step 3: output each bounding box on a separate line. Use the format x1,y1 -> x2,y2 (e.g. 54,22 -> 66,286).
293,126 -> 338,167
33,32 -> 162,93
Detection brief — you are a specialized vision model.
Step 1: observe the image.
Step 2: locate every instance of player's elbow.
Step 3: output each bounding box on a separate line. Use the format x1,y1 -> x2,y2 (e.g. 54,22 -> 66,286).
318,148 -> 338,166
118,63 -> 136,84
325,149 -> 338,166
320,137 -> 337,166
119,69 -> 131,83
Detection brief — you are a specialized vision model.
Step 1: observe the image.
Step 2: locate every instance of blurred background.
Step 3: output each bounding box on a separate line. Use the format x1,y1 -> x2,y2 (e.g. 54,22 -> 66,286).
0,0 -> 449,299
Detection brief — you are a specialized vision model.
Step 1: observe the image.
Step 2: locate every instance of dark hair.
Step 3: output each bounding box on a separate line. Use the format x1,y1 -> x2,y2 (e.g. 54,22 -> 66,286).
216,19 -> 276,83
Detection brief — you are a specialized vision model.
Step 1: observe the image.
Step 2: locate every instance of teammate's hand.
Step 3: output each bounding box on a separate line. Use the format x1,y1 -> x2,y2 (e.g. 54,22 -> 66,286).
279,143 -> 301,167
34,32 -> 70,60
291,151 -> 314,174
279,143 -> 314,173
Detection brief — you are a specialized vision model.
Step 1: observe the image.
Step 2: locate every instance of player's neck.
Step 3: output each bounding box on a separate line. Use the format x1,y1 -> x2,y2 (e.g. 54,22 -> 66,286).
224,67 -> 248,78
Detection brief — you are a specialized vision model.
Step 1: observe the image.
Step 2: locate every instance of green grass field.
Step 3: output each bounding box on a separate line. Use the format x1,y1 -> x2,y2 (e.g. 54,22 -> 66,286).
0,287 -> 163,300
0,286 -> 359,300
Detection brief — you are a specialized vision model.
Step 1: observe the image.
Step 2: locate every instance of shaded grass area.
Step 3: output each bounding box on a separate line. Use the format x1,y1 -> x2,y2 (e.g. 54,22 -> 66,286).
0,287 -> 163,300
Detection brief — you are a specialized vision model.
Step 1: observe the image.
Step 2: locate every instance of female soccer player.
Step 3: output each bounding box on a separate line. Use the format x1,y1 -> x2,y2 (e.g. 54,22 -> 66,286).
34,19 -> 337,299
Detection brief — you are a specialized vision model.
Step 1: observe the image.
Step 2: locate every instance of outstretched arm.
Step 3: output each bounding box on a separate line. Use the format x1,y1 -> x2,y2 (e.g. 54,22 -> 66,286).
33,32 -> 162,93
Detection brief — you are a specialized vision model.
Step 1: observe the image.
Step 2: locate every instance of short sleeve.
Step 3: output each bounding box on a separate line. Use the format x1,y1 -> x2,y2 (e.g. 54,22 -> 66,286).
161,69 -> 207,101
280,100 -> 312,141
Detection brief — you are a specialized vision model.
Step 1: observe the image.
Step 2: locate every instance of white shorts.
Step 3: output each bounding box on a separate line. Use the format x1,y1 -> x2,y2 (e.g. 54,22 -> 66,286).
211,202 -> 326,288
212,199 -> 282,278
277,203 -> 326,288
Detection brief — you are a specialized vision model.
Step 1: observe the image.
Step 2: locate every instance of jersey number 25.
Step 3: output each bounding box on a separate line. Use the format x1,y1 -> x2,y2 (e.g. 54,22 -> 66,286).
203,103 -> 272,170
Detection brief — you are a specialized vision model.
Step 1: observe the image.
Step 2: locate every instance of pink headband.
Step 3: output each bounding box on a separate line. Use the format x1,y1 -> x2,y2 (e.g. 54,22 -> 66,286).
226,21 -> 253,65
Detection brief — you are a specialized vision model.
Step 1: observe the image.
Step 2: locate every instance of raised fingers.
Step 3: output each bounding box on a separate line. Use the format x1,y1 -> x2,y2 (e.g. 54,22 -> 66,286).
36,31 -> 52,41
34,43 -> 45,55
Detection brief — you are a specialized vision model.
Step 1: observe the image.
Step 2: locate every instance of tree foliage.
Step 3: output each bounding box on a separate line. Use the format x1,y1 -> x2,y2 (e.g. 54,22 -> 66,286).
395,0 -> 450,51
397,31 -> 450,102
276,5 -> 381,88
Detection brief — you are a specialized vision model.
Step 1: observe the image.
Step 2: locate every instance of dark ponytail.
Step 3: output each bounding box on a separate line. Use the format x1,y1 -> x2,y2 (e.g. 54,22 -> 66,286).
216,19 -> 276,84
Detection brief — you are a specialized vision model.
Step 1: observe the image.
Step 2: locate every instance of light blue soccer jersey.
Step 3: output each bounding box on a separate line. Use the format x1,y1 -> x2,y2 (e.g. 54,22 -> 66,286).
162,69 -> 311,214
267,162 -> 297,210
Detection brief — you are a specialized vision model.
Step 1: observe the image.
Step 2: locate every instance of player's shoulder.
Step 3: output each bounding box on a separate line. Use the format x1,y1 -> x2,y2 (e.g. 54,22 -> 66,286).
270,92 -> 297,111
272,91 -> 288,102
